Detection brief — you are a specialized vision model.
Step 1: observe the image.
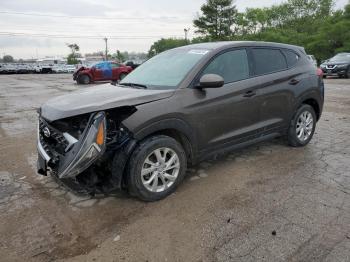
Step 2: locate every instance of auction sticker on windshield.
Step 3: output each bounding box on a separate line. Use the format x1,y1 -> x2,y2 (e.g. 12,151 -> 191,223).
188,50 -> 209,55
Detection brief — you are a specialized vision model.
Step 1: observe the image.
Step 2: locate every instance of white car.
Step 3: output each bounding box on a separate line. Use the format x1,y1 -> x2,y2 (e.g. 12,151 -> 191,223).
65,65 -> 76,73
52,65 -> 66,73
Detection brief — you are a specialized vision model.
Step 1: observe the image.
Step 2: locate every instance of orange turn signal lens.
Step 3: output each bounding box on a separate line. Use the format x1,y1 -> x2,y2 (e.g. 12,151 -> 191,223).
96,121 -> 105,146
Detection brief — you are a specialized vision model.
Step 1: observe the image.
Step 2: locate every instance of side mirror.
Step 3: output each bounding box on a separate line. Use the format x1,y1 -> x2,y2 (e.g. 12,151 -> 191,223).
198,74 -> 224,88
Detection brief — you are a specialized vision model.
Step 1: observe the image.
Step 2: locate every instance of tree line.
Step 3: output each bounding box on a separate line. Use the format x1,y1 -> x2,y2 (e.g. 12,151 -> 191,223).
148,0 -> 350,63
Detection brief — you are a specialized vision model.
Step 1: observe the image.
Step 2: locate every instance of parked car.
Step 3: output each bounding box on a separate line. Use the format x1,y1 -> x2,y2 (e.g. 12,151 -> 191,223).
307,55 -> 317,67
124,60 -> 142,70
37,41 -> 324,201
3,64 -> 17,74
65,64 -> 76,73
73,61 -> 133,84
320,52 -> 350,78
40,64 -> 54,74
52,65 -> 65,74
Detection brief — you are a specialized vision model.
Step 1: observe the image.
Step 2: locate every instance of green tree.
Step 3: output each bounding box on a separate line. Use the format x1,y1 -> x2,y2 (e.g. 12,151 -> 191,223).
148,38 -> 188,57
66,43 -> 80,64
193,0 -> 238,40
148,0 -> 349,63
233,0 -> 340,62
115,50 -> 125,62
3,55 -> 14,63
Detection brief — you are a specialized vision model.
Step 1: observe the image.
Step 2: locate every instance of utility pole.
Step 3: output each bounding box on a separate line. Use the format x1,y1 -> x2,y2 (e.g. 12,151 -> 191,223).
184,28 -> 190,43
103,37 -> 108,61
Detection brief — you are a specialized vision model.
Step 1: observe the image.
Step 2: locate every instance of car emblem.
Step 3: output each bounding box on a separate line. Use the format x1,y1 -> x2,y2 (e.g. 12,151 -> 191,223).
43,127 -> 51,137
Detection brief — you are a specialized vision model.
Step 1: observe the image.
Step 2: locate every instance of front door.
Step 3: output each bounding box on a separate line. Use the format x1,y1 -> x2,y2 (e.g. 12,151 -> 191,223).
180,48 -> 261,153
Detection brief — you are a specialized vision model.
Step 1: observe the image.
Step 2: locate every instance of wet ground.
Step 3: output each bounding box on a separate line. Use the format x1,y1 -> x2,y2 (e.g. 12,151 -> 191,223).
0,74 -> 349,262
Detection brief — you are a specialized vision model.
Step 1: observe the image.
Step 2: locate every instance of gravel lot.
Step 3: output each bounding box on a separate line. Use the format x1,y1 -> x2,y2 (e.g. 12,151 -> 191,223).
0,74 -> 349,262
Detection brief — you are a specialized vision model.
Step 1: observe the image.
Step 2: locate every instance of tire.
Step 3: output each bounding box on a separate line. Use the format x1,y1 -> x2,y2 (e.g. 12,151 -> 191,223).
127,135 -> 187,201
287,104 -> 317,147
119,73 -> 128,80
345,68 -> 350,79
77,74 -> 91,85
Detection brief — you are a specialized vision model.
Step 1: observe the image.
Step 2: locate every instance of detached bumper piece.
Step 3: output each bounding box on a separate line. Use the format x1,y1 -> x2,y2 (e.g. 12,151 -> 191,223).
37,112 -> 107,181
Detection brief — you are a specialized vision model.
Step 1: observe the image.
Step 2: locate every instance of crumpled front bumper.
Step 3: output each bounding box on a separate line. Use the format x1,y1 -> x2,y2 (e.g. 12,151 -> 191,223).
37,112 -> 106,179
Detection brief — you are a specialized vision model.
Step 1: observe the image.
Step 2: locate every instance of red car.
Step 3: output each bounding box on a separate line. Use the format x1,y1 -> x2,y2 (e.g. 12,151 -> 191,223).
73,61 -> 132,84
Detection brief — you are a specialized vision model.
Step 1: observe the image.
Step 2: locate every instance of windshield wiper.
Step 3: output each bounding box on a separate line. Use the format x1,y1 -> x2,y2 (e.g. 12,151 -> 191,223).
119,82 -> 148,89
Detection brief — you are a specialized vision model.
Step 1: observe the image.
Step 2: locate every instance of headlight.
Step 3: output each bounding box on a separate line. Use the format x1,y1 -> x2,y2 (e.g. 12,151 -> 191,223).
337,64 -> 348,69
57,112 -> 106,179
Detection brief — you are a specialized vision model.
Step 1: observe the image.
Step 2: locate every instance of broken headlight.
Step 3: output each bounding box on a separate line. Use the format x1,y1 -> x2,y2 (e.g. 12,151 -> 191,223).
57,112 -> 106,179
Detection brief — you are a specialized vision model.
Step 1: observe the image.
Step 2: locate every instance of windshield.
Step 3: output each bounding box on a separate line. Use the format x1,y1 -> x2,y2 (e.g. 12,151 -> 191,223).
329,53 -> 350,63
120,48 -> 209,89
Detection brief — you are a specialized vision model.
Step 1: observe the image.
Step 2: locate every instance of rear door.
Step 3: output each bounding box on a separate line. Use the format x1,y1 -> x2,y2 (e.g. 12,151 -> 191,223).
250,47 -> 298,133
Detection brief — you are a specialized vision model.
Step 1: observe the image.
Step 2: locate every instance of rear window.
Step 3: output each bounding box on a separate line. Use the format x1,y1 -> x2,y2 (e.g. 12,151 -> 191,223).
252,48 -> 287,75
283,50 -> 299,67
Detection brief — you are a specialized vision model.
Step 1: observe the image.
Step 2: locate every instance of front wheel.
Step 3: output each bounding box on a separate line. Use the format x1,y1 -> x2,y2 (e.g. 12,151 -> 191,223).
127,135 -> 187,201
287,104 -> 317,147
77,74 -> 91,85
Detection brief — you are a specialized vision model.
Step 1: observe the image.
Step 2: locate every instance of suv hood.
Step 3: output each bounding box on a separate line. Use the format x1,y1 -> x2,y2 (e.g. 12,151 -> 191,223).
41,84 -> 174,122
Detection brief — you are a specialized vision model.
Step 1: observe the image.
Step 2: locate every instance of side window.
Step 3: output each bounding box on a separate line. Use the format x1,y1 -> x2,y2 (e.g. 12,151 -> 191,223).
111,63 -> 120,68
94,63 -> 103,69
252,48 -> 287,75
202,49 -> 249,84
283,50 -> 299,68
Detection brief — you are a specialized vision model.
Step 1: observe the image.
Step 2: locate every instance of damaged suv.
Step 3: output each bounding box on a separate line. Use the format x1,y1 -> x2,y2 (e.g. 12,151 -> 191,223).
37,41 -> 324,201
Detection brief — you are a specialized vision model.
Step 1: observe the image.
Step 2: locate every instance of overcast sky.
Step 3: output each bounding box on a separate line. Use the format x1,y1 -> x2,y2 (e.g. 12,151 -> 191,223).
0,0 -> 348,59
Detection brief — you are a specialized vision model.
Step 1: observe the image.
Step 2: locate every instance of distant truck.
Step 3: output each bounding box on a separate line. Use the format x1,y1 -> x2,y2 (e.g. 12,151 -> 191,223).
73,61 -> 133,84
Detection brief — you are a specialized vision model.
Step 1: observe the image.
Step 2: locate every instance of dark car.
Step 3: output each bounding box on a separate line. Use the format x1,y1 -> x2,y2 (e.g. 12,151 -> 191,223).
37,41 -> 324,201
124,61 -> 142,70
73,61 -> 133,84
320,53 -> 350,78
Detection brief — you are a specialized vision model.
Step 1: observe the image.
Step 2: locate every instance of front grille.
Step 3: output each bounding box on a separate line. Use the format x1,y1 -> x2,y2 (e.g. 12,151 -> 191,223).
326,65 -> 336,70
39,118 -> 69,155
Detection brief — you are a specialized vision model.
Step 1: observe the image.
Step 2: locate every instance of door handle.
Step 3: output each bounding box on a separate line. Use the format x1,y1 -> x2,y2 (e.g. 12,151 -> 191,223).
289,79 -> 300,85
243,90 -> 256,98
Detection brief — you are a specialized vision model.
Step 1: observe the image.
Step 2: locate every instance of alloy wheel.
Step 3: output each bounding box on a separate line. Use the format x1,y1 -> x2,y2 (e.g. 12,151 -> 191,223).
296,111 -> 314,142
141,147 -> 180,193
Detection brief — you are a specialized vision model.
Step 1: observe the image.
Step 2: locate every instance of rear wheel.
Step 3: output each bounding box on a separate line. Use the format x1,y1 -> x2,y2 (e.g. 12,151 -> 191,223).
287,104 -> 316,147
77,74 -> 91,85
127,135 -> 187,201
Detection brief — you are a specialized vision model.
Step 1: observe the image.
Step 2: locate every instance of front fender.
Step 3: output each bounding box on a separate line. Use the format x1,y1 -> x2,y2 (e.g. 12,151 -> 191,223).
135,118 -> 196,143
131,118 -> 198,161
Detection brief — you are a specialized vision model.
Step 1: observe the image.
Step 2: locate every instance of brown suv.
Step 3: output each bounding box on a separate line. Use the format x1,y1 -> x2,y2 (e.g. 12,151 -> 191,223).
37,41 -> 324,201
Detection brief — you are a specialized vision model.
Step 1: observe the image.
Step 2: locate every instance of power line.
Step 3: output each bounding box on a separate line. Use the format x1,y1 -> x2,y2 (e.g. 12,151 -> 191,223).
0,31 -> 184,39
2,26 -> 181,36
0,10 -> 192,21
